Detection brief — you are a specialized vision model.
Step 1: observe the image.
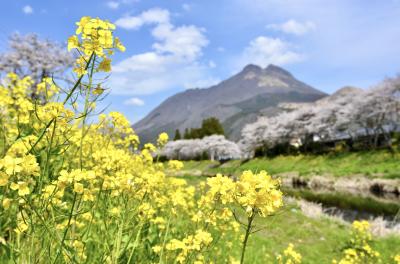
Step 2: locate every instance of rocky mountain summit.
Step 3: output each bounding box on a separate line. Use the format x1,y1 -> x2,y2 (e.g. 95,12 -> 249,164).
134,64 -> 327,142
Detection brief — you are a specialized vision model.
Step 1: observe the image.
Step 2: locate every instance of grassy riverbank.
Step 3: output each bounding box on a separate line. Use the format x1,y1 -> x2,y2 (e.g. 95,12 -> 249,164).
241,205 -> 400,264
182,150 -> 400,179
174,174 -> 400,263
175,150 -> 400,262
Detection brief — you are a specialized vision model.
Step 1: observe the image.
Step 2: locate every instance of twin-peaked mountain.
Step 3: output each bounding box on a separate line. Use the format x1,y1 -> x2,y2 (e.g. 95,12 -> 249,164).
134,64 -> 327,143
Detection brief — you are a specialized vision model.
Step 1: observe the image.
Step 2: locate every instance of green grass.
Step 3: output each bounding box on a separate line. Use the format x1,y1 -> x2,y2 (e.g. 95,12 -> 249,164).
177,175 -> 400,263
244,205 -> 349,263
176,151 -> 400,262
184,150 -> 400,179
182,160 -> 219,171
284,188 -> 400,217
244,205 -> 400,263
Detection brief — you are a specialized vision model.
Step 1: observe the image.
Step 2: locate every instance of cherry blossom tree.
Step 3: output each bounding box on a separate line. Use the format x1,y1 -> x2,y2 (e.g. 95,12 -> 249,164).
0,33 -> 74,85
161,135 -> 242,161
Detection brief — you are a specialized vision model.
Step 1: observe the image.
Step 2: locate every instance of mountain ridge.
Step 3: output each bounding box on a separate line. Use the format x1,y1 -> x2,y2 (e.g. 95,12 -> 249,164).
134,64 -> 328,143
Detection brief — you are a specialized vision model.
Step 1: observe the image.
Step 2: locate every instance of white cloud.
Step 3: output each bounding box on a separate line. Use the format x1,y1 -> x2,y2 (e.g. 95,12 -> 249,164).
106,0 -> 139,9
267,19 -> 316,35
151,24 -> 208,60
107,1 -> 120,9
237,36 -> 303,68
115,8 -> 170,30
22,5 -> 34,14
124,97 -> 145,106
110,8 -> 216,95
111,53 -> 219,94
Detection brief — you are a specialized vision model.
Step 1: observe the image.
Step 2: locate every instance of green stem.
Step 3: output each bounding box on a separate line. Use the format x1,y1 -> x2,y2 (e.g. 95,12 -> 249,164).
79,54 -> 96,170
158,213 -> 172,264
26,53 -> 94,155
39,119 -> 57,193
127,223 -> 143,263
53,192 -> 77,264
240,212 -> 255,264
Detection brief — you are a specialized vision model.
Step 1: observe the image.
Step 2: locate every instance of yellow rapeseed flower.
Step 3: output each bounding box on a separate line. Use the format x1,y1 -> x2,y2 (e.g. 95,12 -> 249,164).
236,170 -> 283,216
157,132 -> 169,147
10,181 -> 30,196
68,36 -> 79,51
73,182 -> 84,194
1,156 -> 23,175
0,172 -> 9,186
2,198 -> 11,209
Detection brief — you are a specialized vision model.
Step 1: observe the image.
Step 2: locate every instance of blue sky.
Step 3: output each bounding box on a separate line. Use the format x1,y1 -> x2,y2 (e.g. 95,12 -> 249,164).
1,0 -> 400,124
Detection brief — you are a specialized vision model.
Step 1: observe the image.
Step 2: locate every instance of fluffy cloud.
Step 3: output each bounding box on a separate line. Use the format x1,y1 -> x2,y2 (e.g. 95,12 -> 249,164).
267,19 -> 316,35
237,36 -> 303,68
111,53 -> 218,95
123,97 -> 145,106
110,8 -> 217,95
151,24 -> 208,60
106,0 -> 138,9
22,5 -> 34,14
115,8 -> 170,30
107,1 -> 120,9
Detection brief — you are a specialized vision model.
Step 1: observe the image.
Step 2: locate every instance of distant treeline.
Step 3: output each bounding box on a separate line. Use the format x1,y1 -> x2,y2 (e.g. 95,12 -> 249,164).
240,77 -> 400,158
173,117 -> 225,140
252,133 -> 400,158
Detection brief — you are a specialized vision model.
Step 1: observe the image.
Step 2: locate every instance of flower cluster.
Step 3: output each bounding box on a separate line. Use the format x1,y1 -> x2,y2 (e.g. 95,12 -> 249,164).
277,243 -> 302,264
236,170 -> 283,217
204,170 -> 283,217
333,220 -> 381,264
165,229 -> 213,263
36,77 -> 59,99
67,16 -> 125,76
157,132 -> 169,148
0,17 -> 219,264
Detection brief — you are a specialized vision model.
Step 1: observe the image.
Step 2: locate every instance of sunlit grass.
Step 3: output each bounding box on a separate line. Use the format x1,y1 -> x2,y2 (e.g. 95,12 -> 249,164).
177,174 -> 400,263
184,150 -> 400,179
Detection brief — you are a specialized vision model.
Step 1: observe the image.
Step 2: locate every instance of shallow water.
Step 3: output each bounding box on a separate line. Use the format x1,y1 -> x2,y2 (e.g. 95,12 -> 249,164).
284,186 -> 400,222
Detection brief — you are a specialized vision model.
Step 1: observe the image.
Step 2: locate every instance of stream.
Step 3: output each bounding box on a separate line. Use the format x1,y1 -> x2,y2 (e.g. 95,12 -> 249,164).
284,186 -> 400,223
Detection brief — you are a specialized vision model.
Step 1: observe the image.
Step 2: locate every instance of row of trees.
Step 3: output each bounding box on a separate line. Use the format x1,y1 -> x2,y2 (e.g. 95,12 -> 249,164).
173,117 -> 225,140
161,135 -> 241,161
239,77 -> 400,157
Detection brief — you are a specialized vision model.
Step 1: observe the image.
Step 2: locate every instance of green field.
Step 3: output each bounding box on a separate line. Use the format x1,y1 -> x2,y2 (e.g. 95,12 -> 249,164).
176,174 -> 400,263
182,150 -> 400,179
177,151 -> 400,262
